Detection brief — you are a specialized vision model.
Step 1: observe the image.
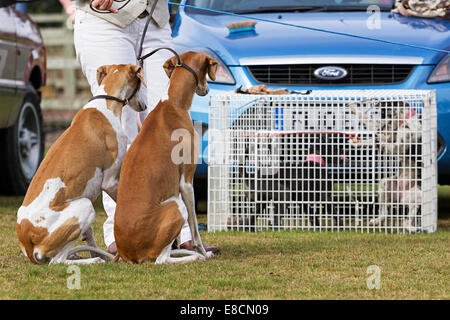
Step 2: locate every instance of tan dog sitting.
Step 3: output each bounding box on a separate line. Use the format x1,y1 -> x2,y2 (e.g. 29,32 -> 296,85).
16,64 -> 146,264
114,52 -> 217,264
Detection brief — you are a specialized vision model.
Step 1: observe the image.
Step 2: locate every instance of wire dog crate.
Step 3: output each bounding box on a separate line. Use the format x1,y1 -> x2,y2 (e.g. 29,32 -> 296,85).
208,90 -> 437,233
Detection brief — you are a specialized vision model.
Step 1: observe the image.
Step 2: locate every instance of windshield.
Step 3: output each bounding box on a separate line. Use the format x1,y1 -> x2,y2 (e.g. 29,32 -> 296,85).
186,0 -> 395,14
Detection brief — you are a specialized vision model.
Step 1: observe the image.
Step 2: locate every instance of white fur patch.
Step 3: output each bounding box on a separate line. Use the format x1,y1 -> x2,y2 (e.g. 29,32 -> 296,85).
161,194 -> 188,222
84,85 -> 128,187
17,178 -> 66,231
17,178 -> 95,235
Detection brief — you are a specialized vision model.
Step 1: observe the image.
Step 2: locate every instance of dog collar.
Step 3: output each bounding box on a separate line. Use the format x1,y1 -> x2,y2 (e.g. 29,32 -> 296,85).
398,108 -> 417,127
405,108 -> 416,120
88,78 -> 141,107
381,108 -> 417,132
139,47 -> 200,87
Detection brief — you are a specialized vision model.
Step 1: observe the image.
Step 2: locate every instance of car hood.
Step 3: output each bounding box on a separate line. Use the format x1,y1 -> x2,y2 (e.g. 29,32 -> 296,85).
174,11 -> 450,66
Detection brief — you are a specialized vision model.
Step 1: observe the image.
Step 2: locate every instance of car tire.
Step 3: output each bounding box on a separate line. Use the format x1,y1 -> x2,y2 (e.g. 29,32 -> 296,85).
0,84 -> 44,195
194,176 -> 208,213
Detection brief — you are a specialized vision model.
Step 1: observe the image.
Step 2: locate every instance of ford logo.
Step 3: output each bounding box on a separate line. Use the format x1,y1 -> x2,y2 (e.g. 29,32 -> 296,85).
313,66 -> 348,80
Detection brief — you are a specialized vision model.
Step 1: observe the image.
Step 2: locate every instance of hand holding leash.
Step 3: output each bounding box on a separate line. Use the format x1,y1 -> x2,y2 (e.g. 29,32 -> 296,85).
90,0 -> 119,13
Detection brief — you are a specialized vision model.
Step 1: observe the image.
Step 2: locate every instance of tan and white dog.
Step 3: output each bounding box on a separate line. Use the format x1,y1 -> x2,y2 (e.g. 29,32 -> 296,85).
113,52 -> 217,264
16,64 -> 146,264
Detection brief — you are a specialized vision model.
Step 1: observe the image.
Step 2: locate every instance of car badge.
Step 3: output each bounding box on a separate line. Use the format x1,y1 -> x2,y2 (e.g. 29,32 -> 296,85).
313,66 -> 348,80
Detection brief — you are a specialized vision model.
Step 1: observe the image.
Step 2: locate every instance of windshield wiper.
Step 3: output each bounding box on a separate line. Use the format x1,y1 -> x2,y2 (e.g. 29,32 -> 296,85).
312,5 -> 392,12
234,6 -> 323,14
233,5 -> 392,14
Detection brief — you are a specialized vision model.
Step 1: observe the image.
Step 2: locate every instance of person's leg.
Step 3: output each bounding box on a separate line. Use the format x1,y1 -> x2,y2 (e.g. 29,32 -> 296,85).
136,20 -> 173,120
74,10 -> 141,251
74,9 -> 141,144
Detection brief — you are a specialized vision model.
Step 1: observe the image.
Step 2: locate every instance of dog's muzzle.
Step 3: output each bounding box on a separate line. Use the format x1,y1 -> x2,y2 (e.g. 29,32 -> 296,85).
197,84 -> 210,97
138,101 -> 147,112
33,249 -> 50,264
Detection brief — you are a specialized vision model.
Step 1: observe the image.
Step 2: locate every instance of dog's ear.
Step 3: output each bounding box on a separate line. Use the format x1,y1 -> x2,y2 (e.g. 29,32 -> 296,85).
96,65 -> 109,86
207,56 -> 218,82
163,56 -> 179,79
130,65 -> 147,88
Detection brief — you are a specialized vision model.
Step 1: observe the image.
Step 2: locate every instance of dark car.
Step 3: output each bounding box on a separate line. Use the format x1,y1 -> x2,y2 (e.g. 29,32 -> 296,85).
0,0 -> 46,195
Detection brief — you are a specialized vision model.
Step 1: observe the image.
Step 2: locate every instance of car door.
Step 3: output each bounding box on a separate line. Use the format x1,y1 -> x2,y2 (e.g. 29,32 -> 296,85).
0,5 -> 18,128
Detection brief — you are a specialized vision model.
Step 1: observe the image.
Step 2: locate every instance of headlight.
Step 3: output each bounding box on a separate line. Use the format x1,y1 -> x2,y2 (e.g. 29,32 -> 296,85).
202,49 -> 236,85
428,54 -> 450,84
173,45 -> 235,85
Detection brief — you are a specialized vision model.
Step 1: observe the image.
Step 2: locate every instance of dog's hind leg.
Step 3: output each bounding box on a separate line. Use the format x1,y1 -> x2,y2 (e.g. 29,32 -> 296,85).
37,198 -> 96,264
370,208 -> 387,227
81,226 -> 101,258
370,179 -> 390,227
64,257 -> 104,264
402,187 -> 421,233
155,240 -> 205,264
180,173 -> 211,258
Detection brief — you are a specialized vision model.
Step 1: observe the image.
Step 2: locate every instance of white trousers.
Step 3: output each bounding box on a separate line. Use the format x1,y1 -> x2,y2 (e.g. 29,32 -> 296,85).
74,9 -> 191,248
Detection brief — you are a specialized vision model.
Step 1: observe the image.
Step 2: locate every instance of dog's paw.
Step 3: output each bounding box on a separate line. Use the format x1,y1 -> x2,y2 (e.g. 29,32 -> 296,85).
67,253 -> 83,260
369,219 -> 377,226
205,251 -> 214,259
195,253 -> 206,261
91,257 -> 105,264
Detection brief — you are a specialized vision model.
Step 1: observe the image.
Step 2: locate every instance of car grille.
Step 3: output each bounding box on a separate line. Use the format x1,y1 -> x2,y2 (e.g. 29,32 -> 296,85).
247,64 -> 415,85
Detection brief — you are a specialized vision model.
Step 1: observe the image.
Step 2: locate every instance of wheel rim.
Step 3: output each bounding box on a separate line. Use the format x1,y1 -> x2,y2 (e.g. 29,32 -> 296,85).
17,102 -> 41,181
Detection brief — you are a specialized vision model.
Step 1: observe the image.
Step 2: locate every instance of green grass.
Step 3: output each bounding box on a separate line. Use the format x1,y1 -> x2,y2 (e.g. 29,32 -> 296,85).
1,191 -> 449,300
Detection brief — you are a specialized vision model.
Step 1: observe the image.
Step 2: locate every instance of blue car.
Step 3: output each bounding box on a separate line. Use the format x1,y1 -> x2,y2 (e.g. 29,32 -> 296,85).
171,0 -> 450,191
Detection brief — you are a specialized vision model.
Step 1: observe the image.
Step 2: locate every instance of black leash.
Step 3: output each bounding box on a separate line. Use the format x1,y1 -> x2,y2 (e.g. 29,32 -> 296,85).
137,0 -> 159,67
139,47 -> 200,86
135,2 -> 200,86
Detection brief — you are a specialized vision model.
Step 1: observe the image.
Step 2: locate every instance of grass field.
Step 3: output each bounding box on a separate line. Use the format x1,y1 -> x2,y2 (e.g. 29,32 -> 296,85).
1,190 -> 449,300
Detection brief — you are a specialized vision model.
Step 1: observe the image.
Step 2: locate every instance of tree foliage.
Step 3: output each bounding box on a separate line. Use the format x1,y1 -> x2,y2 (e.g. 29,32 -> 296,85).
27,0 -> 62,13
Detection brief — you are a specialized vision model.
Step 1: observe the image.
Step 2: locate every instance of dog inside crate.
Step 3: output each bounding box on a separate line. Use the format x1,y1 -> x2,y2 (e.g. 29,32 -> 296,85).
349,99 -> 423,232
226,97 -> 423,233
229,133 -> 351,230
